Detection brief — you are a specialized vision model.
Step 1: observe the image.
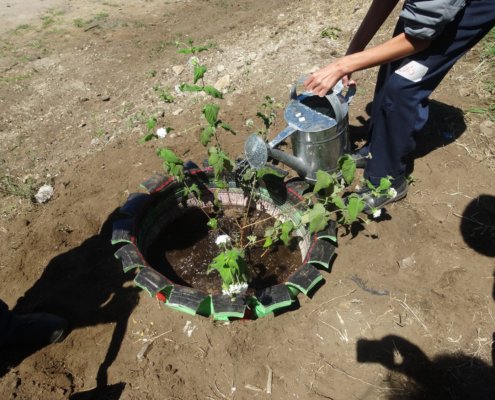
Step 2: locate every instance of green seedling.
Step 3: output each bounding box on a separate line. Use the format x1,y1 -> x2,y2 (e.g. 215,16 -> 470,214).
176,38 -> 212,55
153,85 -> 174,103
177,41 -> 223,99
321,26 -> 341,40
207,247 -> 249,296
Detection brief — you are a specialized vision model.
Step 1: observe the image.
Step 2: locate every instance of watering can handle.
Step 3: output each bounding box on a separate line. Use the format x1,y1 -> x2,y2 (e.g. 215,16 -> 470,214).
290,76 -> 356,101
325,83 -> 356,125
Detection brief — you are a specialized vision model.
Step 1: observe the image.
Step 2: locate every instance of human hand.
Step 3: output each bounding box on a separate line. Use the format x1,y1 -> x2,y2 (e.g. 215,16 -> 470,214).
304,59 -> 349,97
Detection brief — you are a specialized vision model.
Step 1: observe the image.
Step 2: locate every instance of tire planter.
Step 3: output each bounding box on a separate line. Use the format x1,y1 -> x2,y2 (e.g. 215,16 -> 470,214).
111,166 -> 337,320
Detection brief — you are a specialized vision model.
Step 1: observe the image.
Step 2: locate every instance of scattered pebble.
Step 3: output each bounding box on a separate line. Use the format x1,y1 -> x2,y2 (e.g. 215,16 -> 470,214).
34,185 -> 54,204
156,127 -> 168,138
172,65 -> 185,75
398,255 -> 416,269
214,75 -> 231,92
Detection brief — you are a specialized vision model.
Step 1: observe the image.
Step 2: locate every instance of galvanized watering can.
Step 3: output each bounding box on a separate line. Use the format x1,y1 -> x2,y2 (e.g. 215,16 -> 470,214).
244,78 -> 355,182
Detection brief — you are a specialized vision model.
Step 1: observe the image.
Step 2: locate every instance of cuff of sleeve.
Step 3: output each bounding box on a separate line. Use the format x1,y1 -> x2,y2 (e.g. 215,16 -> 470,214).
403,21 -> 443,40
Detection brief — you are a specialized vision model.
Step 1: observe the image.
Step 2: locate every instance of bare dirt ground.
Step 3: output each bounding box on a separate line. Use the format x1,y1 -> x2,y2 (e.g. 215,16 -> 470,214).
0,1 -> 494,399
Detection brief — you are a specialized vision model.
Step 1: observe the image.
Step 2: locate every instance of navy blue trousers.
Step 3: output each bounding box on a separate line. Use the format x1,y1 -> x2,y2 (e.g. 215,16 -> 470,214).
365,0 -> 495,186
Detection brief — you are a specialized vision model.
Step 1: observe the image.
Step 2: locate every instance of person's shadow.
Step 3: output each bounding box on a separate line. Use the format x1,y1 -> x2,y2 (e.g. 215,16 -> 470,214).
460,195 -> 495,258
357,334 -> 495,399
0,209 -> 140,400
355,195 -> 495,399
349,99 -> 467,174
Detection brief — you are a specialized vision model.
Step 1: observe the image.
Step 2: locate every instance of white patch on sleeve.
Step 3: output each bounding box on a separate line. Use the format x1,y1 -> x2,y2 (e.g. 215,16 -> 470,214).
394,60 -> 429,82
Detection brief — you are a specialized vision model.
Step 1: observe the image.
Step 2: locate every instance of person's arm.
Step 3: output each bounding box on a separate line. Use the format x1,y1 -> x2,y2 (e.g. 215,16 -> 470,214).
346,0 -> 402,55
304,0 -> 433,97
305,32 -> 431,97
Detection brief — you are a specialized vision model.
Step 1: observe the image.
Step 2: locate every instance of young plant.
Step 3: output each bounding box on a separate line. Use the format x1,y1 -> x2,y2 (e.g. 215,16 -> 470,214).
153,85 -> 174,103
139,116 -> 173,143
176,40 -> 223,99
246,95 -> 283,139
175,38 -> 212,55
208,236 -> 249,296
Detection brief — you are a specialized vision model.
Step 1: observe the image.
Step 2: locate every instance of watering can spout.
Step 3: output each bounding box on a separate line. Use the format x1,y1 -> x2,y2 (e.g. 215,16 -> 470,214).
268,148 -> 308,179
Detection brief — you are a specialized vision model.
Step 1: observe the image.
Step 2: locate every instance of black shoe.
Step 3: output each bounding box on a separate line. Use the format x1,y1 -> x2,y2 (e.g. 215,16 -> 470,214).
350,146 -> 370,169
2,312 -> 68,348
355,177 -> 408,215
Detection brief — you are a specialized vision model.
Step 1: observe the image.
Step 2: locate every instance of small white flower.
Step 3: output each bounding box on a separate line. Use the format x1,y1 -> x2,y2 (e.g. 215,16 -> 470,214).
215,234 -> 231,246
372,208 -> 382,218
388,188 -> 397,199
222,282 -> 248,296
156,127 -> 168,138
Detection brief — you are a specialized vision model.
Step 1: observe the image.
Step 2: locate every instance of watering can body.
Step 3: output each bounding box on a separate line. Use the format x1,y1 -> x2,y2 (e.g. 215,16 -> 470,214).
287,83 -> 353,182
244,78 -> 355,183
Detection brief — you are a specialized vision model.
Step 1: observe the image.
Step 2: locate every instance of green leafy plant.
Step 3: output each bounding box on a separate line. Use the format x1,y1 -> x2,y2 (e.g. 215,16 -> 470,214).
157,148 -> 185,182
175,38 -> 212,55
176,40 -> 223,99
249,96 -> 283,139
207,247 -> 249,296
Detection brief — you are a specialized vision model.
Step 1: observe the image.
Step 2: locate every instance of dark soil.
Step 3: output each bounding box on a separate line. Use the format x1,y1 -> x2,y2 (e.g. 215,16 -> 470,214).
146,205 -> 303,294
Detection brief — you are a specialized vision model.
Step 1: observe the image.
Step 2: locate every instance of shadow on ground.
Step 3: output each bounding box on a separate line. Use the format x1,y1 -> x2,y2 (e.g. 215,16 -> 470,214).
357,334 -> 495,400
349,99 -> 467,172
356,195 -> 495,399
0,209 -> 140,400
460,195 -> 495,257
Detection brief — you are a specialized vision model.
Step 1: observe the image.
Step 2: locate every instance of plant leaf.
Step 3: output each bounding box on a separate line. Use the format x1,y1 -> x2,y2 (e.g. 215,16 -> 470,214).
188,183 -> 201,198
314,170 -> 333,193
202,103 -> 220,126
220,122 -> 236,135
139,132 -> 156,143
302,203 -> 328,233
256,166 -> 285,179
203,86 -> 223,99
207,218 -> 218,229
193,64 -> 207,84
156,148 -> 183,164
377,177 -> 392,192
200,126 -> 216,146
331,195 -> 345,210
146,117 -> 157,132
179,83 -> 203,92
346,195 -> 365,223
263,236 -> 273,248
338,155 -> 356,185
280,220 -> 295,245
